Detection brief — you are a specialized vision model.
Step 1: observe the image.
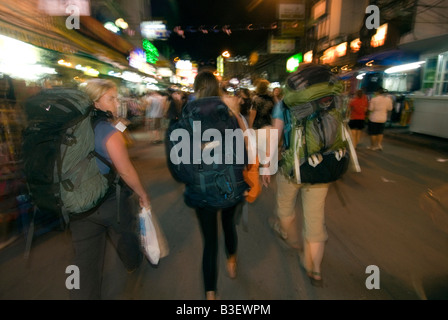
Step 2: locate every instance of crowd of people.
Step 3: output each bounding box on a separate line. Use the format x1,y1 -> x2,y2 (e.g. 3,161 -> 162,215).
65,68 -> 396,300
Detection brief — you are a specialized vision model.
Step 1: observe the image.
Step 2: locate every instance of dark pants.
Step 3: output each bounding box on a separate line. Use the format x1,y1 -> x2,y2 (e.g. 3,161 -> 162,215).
69,186 -> 142,300
195,204 -> 239,292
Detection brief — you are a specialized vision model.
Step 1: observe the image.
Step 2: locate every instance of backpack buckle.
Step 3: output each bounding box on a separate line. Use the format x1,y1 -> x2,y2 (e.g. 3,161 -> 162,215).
63,134 -> 77,146
308,153 -> 323,167
61,179 -> 75,192
334,149 -> 345,161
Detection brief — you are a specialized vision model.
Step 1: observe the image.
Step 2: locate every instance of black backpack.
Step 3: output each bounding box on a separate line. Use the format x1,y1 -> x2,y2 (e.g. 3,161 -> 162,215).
21,88 -> 113,228
165,97 -> 249,209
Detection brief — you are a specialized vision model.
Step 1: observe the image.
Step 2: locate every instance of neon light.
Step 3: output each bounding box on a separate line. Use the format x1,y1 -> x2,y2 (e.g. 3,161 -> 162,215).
385,61 -> 425,74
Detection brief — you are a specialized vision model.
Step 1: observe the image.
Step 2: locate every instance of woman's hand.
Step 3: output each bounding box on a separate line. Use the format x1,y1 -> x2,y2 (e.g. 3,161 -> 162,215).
140,193 -> 151,210
261,173 -> 271,188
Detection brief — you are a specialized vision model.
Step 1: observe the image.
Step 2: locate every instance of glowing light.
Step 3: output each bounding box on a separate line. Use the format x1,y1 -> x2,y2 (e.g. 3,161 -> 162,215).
385,61 -> 425,74
142,39 -> 159,64
104,22 -> 120,33
304,51 -> 313,63
286,53 -> 302,72
371,24 -> 388,48
335,42 -> 347,57
350,38 -> 361,53
115,18 -> 128,29
222,51 -> 230,58
75,64 -> 99,77
58,59 -> 72,67
356,73 -> 366,80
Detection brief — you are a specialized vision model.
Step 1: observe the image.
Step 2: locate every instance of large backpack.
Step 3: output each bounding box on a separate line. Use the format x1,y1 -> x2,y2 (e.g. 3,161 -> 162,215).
21,87 -> 111,227
165,96 -> 249,209
279,64 -> 360,184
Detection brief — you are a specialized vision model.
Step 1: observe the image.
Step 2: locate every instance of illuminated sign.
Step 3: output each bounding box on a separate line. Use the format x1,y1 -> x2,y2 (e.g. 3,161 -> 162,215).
217,55 -> 224,76
142,39 -> 159,64
38,0 -> 90,16
269,38 -> 295,54
278,3 -> 305,20
129,48 -> 147,69
141,21 -> 169,40
286,53 -> 303,72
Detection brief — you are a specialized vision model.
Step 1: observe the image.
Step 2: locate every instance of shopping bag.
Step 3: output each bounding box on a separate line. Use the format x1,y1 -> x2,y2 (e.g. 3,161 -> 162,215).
138,207 -> 169,265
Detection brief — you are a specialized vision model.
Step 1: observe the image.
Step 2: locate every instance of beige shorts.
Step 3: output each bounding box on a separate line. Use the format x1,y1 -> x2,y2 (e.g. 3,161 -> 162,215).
276,173 -> 330,242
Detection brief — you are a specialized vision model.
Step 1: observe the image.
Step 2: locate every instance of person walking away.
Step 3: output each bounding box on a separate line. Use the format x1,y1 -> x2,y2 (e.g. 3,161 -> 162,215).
147,91 -> 166,143
347,89 -> 368,148
166,88 -> 187,127
262,64 -> 350,287
249,79 -> 274,129
71,79 -> 151,299
166,71 -> 248,300
367,87 -> 393,151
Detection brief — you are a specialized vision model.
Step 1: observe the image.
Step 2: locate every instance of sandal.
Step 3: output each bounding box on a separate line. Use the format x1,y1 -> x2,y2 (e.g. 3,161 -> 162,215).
298,252 -> 323,287
307,271 -> 323,288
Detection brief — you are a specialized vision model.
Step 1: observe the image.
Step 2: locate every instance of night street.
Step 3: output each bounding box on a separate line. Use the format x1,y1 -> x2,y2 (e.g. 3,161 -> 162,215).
1,128 -> 447,301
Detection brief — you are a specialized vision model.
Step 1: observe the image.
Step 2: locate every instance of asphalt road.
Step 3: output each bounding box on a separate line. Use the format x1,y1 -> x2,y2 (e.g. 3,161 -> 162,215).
0,128 -> 447,302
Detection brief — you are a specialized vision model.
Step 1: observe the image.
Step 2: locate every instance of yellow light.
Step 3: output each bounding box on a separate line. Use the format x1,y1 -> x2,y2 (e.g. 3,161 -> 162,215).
58,59 -> 72,67
222,51 -> 230,58
371,24 -> 388,48
115,18 -> 128,29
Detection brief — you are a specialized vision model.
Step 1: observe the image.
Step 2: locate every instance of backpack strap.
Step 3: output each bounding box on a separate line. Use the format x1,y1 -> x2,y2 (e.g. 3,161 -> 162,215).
293,121 -> 304,184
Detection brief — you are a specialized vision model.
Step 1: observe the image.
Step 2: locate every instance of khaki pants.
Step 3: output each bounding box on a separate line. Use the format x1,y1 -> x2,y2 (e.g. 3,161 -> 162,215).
276,174 -> 329,242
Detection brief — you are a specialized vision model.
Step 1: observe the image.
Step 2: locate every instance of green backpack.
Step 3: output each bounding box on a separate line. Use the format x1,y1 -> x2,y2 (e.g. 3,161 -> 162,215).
22,88 -> 111,225
279,64 -> 360,184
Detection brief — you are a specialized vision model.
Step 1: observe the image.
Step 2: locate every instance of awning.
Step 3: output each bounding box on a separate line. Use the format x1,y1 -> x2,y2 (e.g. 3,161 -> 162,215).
0,0 -> 130,68
357,49 -> 419,66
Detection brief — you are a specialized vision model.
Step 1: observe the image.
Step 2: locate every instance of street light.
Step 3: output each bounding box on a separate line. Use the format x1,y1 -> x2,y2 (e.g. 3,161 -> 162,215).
222,51 -> 230,58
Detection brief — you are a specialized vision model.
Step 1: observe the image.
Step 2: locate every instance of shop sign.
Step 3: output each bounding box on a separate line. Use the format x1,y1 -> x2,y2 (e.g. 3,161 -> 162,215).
269,38 -> 295,54
278,3 -> 305,20
280,21 -> 304,37
141,21 -> 169,41
38,0 -> 90,16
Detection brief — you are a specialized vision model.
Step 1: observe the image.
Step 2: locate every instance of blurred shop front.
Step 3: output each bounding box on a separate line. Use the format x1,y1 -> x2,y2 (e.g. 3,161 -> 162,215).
399,34 -> 448,139
0,1 -> 165,248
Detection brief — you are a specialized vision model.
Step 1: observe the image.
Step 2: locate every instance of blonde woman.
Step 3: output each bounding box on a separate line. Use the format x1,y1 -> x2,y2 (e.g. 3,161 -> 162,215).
69,79 -> 150,299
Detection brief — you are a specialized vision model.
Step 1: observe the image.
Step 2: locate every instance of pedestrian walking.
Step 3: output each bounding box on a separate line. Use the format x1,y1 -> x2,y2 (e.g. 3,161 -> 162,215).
249,79 -> 275,129
347,89 -> 368,148
263,64 -> 349,287
367,87 -> 393,151
70,79 -> 151,299
166,71 -> 249,300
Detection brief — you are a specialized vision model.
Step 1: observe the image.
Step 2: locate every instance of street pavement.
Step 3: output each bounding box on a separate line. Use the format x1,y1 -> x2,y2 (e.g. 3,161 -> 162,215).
0,125 -> 447,302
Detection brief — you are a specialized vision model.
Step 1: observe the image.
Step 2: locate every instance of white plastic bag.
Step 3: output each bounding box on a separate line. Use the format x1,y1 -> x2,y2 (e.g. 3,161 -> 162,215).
138,207 -> 161,265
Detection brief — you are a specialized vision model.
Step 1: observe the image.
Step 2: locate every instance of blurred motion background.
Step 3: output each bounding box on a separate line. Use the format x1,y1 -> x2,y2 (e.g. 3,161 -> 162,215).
0,0 -> 447,298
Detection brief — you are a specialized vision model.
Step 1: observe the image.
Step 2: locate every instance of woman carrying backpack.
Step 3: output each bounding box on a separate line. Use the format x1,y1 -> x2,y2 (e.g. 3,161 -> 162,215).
168,71 -> 248,300
70,79 -> 151,299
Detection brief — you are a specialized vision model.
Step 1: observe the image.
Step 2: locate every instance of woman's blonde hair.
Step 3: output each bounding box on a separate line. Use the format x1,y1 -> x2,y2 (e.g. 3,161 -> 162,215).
81,79 -> 117,102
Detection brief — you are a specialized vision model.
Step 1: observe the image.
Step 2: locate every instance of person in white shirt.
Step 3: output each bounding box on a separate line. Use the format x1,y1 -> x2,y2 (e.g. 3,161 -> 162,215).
367,87 -> 393,151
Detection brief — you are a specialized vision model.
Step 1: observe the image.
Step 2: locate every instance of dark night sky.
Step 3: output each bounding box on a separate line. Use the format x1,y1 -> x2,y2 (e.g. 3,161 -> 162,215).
150,0 -> 278,63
